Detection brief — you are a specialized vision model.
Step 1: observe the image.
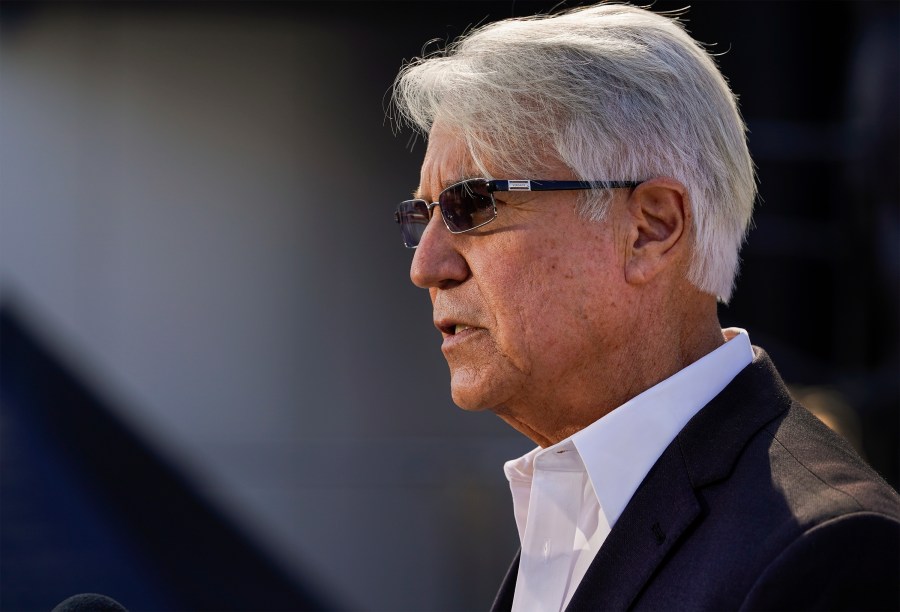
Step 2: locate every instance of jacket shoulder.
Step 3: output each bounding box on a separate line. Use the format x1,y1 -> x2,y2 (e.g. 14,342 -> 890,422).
739,511 -> 900,611
763,402 -> 900,521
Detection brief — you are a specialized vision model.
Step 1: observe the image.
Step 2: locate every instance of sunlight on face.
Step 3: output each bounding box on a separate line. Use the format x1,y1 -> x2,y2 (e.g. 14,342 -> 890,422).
410,125 -> 636,431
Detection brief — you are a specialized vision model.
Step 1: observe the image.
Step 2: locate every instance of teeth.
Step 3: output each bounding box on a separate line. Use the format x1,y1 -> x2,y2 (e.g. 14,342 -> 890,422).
454,324 -> 471,334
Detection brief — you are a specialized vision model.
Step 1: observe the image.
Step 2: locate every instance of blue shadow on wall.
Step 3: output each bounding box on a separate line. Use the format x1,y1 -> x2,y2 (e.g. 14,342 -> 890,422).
0,303 -> 336,611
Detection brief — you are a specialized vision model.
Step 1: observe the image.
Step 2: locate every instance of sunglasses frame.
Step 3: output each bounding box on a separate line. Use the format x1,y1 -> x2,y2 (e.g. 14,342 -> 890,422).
395,177 -> 642,248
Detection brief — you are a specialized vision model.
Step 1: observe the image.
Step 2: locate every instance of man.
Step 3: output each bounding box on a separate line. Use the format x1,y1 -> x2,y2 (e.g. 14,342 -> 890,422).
391,3 -> 900,610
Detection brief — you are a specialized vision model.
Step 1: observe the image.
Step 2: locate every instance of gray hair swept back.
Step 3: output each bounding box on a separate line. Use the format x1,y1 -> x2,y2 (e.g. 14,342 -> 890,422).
392,3 -> 756,302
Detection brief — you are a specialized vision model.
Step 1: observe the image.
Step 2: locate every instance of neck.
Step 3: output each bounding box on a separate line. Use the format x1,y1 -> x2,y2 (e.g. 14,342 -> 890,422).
498,288 -> 724,447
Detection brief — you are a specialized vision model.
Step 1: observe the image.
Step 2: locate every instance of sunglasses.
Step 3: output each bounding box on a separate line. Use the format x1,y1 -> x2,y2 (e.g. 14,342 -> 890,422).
394,178 -> 641,248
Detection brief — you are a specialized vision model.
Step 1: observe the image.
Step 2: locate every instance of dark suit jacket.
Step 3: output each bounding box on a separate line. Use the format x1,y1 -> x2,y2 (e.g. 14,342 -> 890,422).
492,348 -> 900,611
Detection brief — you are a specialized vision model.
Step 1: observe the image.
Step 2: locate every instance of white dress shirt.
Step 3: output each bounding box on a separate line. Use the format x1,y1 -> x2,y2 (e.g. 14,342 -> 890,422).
504,328 -> 754,612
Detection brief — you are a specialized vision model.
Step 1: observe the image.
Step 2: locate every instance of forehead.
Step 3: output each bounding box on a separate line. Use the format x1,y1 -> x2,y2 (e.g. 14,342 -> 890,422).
416,122 -> 575,201
416,124 -> 487,200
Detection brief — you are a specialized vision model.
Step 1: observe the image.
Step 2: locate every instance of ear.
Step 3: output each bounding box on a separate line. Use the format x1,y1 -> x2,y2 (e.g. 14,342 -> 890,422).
623,178 -> 690,286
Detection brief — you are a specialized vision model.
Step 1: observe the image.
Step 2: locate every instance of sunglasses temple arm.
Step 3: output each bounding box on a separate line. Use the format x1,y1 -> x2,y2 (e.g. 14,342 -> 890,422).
490,180 -> 640,192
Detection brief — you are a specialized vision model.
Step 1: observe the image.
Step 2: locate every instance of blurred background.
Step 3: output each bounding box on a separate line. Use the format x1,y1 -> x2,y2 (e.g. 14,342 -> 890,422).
1,1 -> 897,610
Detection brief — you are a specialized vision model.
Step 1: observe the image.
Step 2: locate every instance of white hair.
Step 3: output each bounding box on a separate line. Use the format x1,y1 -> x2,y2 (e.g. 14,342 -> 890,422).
392,2 -> 756,302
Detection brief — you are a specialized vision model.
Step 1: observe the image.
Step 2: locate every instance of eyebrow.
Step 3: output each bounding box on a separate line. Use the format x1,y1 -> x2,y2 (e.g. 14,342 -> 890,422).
413,175 -> 484,201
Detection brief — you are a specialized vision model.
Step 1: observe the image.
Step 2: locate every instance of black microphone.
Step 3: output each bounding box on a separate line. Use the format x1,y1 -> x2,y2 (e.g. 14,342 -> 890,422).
51,593 -> 128,612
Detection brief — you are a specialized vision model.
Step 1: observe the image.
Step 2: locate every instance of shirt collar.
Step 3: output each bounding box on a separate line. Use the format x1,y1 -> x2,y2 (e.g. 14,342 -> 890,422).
504,328 -> 754,529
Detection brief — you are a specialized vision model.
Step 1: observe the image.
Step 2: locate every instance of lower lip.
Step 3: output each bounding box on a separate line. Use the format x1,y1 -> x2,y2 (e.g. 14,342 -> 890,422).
442,327 -> 482,350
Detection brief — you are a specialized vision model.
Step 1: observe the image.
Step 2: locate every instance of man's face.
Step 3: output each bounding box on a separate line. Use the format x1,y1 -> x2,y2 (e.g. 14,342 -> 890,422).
411,124 -> 636,436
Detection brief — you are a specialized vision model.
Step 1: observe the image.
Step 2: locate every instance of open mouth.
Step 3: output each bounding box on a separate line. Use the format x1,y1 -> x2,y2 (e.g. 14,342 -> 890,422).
438,323 -> 473,336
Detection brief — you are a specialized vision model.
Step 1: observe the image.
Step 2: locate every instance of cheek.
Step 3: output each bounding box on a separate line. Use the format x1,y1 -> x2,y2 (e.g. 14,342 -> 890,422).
487,250 -> 580,372
499,245 -> 621,370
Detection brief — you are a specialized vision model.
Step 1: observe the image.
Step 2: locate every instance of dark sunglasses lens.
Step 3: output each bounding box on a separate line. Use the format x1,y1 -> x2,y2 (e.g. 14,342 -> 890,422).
397,200 -> 430,247
440,180 -> 495,232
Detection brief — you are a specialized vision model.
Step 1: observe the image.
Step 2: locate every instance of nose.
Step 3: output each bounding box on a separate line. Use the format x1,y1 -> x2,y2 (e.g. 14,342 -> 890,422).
410,209 -> 470,289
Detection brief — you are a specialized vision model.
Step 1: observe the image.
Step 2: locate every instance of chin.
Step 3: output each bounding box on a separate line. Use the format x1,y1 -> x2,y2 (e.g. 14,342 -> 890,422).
449,377 -> 494,412
448,362 -> 520,413
450,389 -> 491,412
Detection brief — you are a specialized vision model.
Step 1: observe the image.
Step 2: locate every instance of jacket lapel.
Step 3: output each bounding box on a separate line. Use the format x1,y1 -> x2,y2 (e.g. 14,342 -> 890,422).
493,348 -> 792,612
491,553 -> 519,611
564,348 -> 790,610
565,440 -> 700,610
